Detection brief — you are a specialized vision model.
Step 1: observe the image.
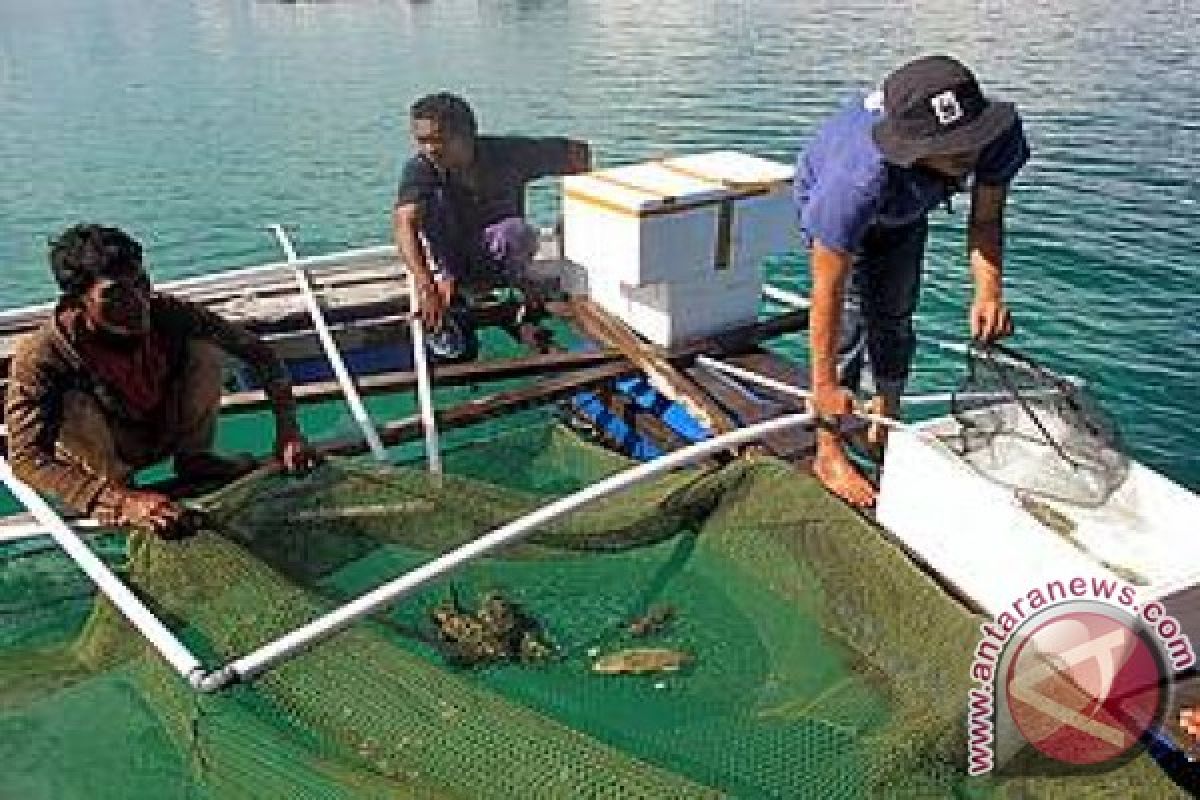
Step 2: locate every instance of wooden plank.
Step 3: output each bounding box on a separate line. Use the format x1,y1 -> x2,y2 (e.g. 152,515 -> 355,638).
321,361 -> 639,456
0,350 -> 627,444
222,348 -> 626,412
686,359 -> 815,461
0,361 -> 637,537
567,298 -> 738,435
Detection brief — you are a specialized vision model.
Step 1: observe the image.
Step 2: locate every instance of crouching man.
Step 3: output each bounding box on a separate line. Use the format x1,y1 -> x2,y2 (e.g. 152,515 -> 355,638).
4,223 -> 319,537
392,92 -> 591,336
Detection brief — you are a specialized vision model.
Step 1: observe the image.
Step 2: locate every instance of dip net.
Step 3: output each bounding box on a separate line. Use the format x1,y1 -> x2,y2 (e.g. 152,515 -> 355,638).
0,420 -> 1178,798
944,342 -> 1130,508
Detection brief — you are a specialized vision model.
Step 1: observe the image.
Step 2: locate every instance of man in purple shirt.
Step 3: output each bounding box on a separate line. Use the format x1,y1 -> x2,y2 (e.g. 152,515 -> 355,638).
794,55 -> 1030,507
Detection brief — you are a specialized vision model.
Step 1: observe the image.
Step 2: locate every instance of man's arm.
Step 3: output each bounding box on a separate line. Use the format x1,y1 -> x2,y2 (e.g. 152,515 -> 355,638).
564,140 -> 591,174
967,182 -> 1014,342
3,333 -> 112,514
515,137 -> 591,180
808,240 -> 856,414
163,296 -> 310,462
392,202 -> 445,330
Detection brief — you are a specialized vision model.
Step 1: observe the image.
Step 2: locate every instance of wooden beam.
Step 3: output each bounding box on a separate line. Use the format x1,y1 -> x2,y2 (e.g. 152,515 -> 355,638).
0,361 -> 638,538
567,299 -> 738,435
221,348 -> 625,413
321,360 -> 638,456
0,350 -> 627,447
687,352 -> 815,461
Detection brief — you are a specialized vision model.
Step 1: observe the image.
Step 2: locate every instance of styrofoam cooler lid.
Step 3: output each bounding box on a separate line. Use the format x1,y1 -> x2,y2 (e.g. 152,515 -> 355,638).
562,162 -> 729,216
663,151 -> 793,191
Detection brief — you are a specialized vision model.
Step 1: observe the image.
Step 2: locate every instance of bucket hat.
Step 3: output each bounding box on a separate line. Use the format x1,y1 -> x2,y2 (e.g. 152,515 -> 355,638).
872,55 -> 1016,167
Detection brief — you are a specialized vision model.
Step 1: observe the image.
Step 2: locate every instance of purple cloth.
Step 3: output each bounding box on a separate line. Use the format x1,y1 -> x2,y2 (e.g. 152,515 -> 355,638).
423,215 -> 537,284
481,217 -> 539,279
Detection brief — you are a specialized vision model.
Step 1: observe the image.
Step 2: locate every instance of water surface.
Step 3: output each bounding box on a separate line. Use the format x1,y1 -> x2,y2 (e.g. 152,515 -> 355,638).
1,0 -> 1196,486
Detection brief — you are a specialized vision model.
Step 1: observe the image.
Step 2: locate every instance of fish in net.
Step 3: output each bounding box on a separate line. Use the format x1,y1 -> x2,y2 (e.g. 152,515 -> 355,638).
942,341 -> 1129,508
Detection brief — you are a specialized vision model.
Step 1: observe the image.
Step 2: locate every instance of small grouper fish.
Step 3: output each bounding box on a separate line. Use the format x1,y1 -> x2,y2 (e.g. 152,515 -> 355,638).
592,648 -> 693,675
1015,491 -> 1146,586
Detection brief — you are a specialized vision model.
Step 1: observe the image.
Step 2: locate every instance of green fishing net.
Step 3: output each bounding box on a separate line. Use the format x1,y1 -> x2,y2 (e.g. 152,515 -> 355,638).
0,421 -> 1183,798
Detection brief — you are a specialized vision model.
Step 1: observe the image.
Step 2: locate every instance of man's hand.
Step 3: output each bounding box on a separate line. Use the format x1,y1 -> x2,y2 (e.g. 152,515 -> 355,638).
810,383 -> 856,421
118,489 -> 186,538
969,294 -> 1014,342
276,431 -> 320,475
415,275 -> 455,331
967,183 -> 1013,343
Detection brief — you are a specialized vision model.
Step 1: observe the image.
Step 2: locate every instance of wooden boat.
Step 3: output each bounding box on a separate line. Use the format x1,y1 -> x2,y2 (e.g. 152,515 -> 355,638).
0,231 -> 813,537
2,223 -> 1199,790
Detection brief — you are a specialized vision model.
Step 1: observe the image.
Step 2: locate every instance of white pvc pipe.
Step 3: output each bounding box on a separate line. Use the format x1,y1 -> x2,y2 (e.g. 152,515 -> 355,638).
197,411 -> 817,691
0,515 -> 102,544
0,456 -> 205,682
271,225 -> 389,463
761,284 -> 811,310
405,281 -> 442,476
695,355 -> 916,434
758,283 -> 1086,387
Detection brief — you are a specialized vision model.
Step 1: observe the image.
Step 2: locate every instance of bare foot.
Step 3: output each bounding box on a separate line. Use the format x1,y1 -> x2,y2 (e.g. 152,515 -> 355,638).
813,440 -> 877,508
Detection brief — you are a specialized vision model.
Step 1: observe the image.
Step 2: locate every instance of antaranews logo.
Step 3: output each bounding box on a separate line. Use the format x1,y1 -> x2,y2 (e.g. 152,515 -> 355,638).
966,576 -> 1195,775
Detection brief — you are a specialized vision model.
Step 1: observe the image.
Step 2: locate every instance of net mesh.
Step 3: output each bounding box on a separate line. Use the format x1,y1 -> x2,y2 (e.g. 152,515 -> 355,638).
944,342 -> 1129,508
0,421 -> 1182,798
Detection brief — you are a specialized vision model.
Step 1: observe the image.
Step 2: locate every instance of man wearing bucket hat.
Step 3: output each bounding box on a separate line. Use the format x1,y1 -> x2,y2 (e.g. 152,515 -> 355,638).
794,55 -> 1029,507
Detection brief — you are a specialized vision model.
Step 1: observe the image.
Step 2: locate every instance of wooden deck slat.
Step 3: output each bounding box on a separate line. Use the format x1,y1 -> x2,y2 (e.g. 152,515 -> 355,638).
566,298 -> 738,436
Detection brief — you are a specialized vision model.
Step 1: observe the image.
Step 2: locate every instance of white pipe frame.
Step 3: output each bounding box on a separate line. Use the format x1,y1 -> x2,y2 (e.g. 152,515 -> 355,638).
271,225 -> 389,462
194,410 -> 817,691
404,267 -> 442,476
0,456 -> 206,684
2,408 -> 819,692
760,283 -> 1086,386
695,355 -> 916,435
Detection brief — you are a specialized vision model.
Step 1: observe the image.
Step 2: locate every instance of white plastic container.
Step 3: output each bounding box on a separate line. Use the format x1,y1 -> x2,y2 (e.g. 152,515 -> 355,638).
588,270 -> 762,347
562,151 -> 797,346
662,151 -> 799,269
876,413 -> 1200,668
563,161 -> 734,288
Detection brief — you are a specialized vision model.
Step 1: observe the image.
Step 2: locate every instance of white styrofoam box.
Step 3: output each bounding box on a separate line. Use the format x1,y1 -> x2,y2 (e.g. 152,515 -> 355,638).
563,162 -> 733,288
564,151 -> 797,345
563,152 -> 797,288
588,270 -> 762,347
661,151 -> 800,267
877,417 -> 1200,670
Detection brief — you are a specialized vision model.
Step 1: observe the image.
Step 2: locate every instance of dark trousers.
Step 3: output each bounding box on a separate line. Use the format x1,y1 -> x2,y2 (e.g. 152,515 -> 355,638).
837,218 -> 928,398
420,210 -> 538,288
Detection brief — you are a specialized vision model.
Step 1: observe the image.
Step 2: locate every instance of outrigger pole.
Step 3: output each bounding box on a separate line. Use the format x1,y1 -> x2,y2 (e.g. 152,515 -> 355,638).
270,224 -> 390,462
403,260 -> 442,476
0,456 -> 206,685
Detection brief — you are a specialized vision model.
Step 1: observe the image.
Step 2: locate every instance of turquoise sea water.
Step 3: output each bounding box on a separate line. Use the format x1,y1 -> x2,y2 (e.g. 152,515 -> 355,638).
1,0 -> 1196,488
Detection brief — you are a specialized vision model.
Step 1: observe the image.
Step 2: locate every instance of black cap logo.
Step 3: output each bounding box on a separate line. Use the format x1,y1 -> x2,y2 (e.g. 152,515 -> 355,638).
931,90 -> 965,126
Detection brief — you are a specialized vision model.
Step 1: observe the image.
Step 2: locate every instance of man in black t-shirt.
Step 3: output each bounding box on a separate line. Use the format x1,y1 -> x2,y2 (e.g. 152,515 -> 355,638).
392,93 -> 590,331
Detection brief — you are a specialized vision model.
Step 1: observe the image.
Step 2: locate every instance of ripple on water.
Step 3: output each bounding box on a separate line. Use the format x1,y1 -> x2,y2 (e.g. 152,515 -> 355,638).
0,0 -> 1195,488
